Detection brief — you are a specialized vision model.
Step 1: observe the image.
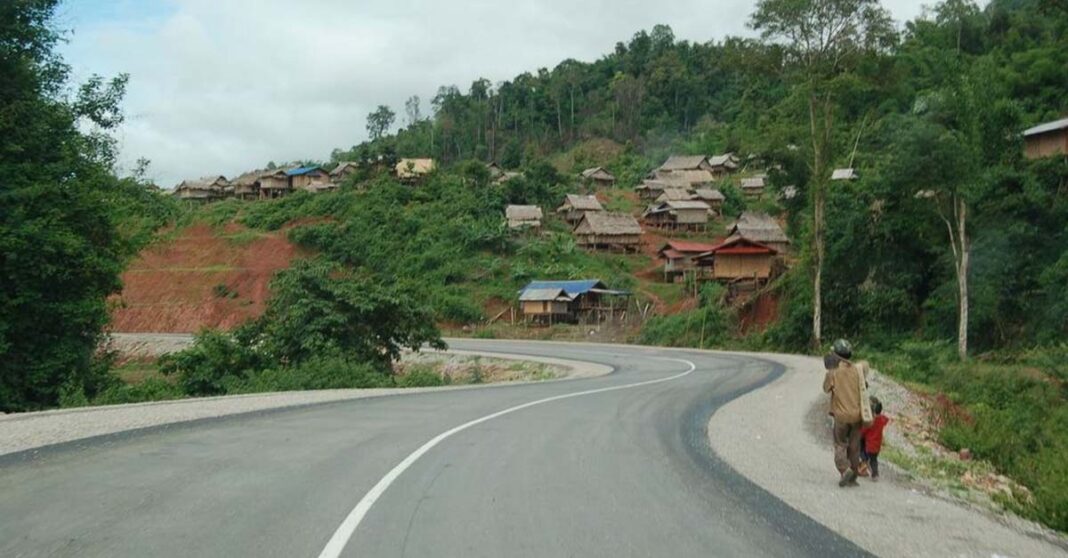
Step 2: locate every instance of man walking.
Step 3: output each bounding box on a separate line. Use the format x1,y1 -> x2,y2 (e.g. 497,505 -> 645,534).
823,339 -> 864,487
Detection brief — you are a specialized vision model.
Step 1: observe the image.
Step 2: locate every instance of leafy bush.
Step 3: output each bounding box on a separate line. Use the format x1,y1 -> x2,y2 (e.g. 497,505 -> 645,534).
226,357 -> 391,393
212,283 -> 238,299
640,284 -> 732,348
396,368 -> 445,388
92,378 -> 183,405
881,347 -> 1068,532
158,329 -> 264,396
249,259 -> 445,369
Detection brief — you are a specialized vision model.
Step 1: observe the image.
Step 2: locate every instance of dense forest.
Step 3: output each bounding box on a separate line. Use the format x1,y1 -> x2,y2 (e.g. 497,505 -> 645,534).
337,0 -> 1067,356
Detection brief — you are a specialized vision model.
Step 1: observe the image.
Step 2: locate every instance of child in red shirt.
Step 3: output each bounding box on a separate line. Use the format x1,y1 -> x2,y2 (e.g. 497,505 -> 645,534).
860,397 -> 890,480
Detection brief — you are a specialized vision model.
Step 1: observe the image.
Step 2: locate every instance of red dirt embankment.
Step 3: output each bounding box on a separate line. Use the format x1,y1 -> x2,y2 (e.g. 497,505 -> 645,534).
738,289 -> 780,333
110,224 -> 302,333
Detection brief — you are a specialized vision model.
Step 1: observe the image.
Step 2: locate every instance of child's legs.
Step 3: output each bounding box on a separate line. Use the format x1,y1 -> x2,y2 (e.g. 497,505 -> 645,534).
869,452 -> 880,477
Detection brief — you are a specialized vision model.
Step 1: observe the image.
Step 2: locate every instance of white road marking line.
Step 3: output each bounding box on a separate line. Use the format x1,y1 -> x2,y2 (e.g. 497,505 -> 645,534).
316,357 -> 697,558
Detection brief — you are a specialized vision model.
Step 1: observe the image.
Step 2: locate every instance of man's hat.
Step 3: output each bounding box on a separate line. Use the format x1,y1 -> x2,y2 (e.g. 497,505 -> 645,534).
832,339 -> 853,359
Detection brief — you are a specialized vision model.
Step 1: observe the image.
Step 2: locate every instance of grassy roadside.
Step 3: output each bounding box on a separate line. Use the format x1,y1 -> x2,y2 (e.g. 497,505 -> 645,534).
871,342 -> 1068,533
79,352 -> 564,408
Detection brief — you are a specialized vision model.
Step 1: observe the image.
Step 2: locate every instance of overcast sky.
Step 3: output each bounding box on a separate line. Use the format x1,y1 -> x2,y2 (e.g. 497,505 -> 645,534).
59,0 -> 932,186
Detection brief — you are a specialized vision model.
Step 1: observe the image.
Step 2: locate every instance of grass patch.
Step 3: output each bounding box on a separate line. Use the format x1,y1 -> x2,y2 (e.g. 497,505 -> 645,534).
876,341 -> 1068,532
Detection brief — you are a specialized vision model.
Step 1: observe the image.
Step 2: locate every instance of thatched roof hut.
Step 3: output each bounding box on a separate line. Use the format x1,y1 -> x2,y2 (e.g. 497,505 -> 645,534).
653,169 -> 715,188
174,175 -> 228,201
581,166 -> 616,186
693,188 -> 725,204
707,153 -> 739,168
557,194 -> 604,224
495,171 -> 522,184
658,155 -> 712,173
258,169 -> 290,198
506,205 -> 544,229
635,179 -> 674,200
573,212 -> 642,251
230,170 -> 263,200
655,188 -> 695,203
395,158 -> 436,180
727,211 -> 790,252
740,176 -> 766,198
330,162 -> 360,182
643,200 -> 711,229
305,182 -> 339,193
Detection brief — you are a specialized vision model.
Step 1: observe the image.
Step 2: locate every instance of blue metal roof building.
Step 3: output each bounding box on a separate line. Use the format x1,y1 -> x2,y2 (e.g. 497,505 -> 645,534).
519,280 -> 628,296
285,166 -> 322,176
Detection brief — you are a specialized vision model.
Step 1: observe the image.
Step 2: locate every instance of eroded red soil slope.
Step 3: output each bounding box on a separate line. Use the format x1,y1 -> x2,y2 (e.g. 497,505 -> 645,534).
110,224 -> 302,332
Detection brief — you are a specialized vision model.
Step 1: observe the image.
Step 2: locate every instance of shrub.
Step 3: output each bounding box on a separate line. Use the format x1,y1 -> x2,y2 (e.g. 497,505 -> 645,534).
639,284 -> 732,348
226,357 -> 391,393
882,352 -> 1068,532
92,378 -> 183,405
158,329 -> 264,396
396,367 -> 445,388
212,283 -> 237,299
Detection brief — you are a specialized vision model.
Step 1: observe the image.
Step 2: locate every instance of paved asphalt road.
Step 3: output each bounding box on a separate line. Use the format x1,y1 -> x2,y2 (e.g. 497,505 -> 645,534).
0,340 -> 869,557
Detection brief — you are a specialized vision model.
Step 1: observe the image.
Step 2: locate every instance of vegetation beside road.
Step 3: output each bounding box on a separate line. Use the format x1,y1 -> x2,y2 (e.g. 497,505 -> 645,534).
874,342 -> 1068,532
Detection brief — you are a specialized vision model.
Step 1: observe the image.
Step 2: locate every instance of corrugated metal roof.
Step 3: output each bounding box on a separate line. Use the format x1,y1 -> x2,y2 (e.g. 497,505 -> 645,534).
695,235 -> 777,259
519,288 -> 573,302
831,168 -> 858,180
661,240 -> 718,253
1023,117 -> 1068,137
521,279 -> 607,296
286,166 -> 322,176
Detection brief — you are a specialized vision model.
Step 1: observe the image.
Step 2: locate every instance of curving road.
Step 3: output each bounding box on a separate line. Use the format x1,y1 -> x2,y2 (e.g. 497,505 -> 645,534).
0,340 -> 868,557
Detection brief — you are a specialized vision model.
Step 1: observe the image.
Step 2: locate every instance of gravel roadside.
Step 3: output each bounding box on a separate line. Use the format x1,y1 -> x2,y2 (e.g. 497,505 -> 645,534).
0,349 -> 610,457
707,352 -> 1068,558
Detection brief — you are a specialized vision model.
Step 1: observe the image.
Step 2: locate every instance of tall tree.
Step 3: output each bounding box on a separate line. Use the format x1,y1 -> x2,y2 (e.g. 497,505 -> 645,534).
366,104 -> 396,140
909,62 -> 1018,360
404,95 -> 421,127
0,0 -> 132,410
750,0 -> 893,349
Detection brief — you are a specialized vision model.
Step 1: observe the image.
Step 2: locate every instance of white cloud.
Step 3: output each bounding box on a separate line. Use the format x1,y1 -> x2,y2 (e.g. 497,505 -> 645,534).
61,0 -> 929,186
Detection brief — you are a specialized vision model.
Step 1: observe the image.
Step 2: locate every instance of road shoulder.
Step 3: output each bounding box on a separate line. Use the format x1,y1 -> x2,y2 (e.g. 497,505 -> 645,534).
0,348 -> 610,458
707,352 -> 1068,558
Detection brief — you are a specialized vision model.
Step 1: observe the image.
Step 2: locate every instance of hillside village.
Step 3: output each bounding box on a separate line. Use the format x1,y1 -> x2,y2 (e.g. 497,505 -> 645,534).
162,148 -> 812,332
158,111 -> 1068,335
